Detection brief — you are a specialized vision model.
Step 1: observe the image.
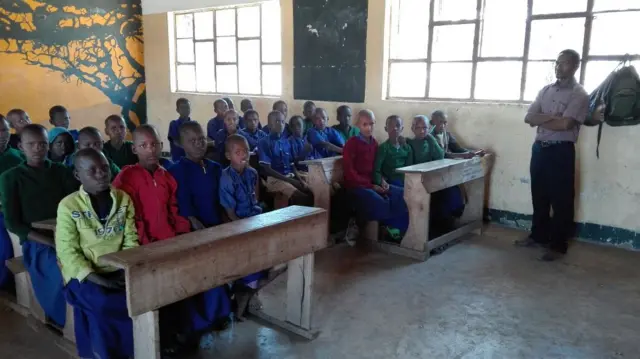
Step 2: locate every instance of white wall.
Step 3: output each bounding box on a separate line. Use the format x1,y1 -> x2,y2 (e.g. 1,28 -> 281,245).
141,0 -> 262,14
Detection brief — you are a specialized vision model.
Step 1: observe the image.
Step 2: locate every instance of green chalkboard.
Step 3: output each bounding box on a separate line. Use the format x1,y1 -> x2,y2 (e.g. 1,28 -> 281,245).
293,0 -> 368,103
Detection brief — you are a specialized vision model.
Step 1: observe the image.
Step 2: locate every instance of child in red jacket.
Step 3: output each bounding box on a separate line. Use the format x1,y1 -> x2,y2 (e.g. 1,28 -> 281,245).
343,110 -> 408,240
113,124 -> 190,244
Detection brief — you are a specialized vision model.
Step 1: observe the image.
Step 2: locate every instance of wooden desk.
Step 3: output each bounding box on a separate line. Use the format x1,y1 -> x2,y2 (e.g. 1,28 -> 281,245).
392,156 -> 492,261
99,206 -> 328,359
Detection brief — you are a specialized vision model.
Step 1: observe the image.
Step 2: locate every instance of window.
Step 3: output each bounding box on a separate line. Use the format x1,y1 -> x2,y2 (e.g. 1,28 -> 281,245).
173,1 -> 282,96
387,0 -> 640,102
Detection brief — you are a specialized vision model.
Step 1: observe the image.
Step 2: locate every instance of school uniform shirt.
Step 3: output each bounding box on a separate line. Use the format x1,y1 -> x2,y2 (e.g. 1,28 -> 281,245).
307,127 -> 345,158
8,133 -> 20,149
239,128 -> 267,152
169,158 -> 223,227
0,148 -> 24,176
431,130 -> 467,154
258,133 -> 294,176
214,128 -> 240,159
168,118 -> 190,161
103,141 -> 137,168
219,166 -> 262,219
331,124 -> 360,142
55,186 -> 139,283
68,129 -> 80,142
373,140 -> 413,185
238,116 -> 263,131
207,116 -> 224,141
409,135 -> 444,164
342,135 -> 378,190
112,164 -> 190,245
0,160 -> 78,242
289,136 -> 317,161
263,124 -> 292,138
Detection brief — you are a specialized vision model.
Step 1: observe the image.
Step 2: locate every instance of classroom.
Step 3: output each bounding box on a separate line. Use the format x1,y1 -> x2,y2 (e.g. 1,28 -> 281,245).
1,0 -> 640,358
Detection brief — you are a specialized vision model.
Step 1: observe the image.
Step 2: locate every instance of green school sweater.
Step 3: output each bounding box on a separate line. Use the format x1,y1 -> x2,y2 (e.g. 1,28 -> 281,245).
331,125 -> 360,142
408,135 -> 445,164
0,160 -> 79,242
103,141 -> 137,169
0,148 -> 24,176
373,140 -> 413,185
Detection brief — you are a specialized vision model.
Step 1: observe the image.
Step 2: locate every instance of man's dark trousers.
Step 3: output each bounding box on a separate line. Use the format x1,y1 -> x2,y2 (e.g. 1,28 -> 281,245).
529,141 -> 575,253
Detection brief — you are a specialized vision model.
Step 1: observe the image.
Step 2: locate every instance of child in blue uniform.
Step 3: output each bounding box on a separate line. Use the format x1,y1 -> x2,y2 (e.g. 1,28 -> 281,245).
239,110 -> 266,152
263,100 -> 290,137
307,108 -> 345,158
214,110 -> 241,164
168,98 -> 192,162
168,121 -> 232,345
288,115 -> 316,170
49,105 -> 79,141
219,134 -> 265,319
258,111 -> 312,205
207,99 -> 229,140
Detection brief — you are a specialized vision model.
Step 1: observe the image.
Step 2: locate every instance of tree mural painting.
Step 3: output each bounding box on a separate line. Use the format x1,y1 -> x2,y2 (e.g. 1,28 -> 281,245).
0,0 -> 146,130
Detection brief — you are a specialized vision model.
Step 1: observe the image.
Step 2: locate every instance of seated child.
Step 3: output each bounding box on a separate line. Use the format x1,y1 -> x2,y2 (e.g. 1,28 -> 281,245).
168,98 -> 192,162
258,111 -> 312,205
431,110 -> 484,159
302,101 -> 316,135
47,127 -> 75,165
49,105 -> 79,141
239,98 -> 262,130
56,148 -> 138,359
223,97 -> 235,110
373,115 -> 413,187
219,134 -> 266,318
112,124 -> 193,355
69,127 -> 121,181
408,115 -> 443,164
288,115 -> 316,170
239,110 -> 267,152
103,114 -> 137,168
168,121 -> 232,339
207,99 -> 229,141
6,109 -> 32,149
263,100 -> 290,136
0,124 -> 78,327
0,115 -> 24,289
332,105 -> 360,142
307,108 -> 345,158
342,110 -> 409,240
214,110 -> 241,164
113,124 -> 190,245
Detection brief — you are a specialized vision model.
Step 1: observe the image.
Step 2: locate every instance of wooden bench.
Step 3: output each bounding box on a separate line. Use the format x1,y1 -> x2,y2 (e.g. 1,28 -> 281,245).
393,155 -> 492,261
97,205 -> 328,359
301,156 -> 379,244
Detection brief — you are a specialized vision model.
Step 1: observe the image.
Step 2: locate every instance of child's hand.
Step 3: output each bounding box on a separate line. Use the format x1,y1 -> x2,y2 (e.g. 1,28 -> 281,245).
461,152 -> 475,159
380,178 -> 390,191
373,185 -> 386,194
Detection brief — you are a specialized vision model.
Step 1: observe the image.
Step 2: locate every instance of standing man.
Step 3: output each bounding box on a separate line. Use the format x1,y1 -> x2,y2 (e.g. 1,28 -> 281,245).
516,49 -> 594,261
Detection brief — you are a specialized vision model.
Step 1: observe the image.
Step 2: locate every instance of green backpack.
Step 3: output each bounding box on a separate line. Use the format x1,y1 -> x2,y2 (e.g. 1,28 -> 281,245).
585,63 -> 640,157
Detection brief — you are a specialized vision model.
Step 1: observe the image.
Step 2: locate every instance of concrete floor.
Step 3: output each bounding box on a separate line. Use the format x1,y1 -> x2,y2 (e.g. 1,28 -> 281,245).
2,225 -> 640,359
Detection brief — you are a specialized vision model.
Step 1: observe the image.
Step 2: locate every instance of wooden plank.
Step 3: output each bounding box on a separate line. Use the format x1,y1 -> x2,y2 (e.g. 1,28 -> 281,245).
396,158 -> 470,174
9,231 -> 22,257
63,303 -> 76,343
286,254 -> 314,330
374,241 -> 428,261
100,206 -> 328,316
400,173 -> 431,253
459,177 -> 485,233
428,221 -> 482,251
133,311 -> 160,359
32,219 -> 57,231
397,157 -> 489,193
14,272 -> 31,311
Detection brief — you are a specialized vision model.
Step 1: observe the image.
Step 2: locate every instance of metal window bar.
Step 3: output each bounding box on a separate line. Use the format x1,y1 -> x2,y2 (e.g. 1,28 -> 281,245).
387,0 -> 640,103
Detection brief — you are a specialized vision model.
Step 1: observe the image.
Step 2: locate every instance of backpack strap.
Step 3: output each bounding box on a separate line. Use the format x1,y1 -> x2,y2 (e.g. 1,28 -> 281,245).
596,122 -> 603,158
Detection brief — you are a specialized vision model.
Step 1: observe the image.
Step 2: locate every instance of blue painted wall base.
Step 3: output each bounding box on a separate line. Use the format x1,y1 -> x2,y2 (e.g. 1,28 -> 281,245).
487,209 -> 640,251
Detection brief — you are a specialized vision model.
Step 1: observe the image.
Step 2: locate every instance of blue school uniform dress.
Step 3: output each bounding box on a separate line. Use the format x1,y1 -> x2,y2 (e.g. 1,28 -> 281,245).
168,117 -> 191,162
219,166 -> 264,285
239,128 -> 267,152
289,136 -> 316,171
214,129 -> 236,160
262,124 -> 291,138
307,127 -> 345,158
168,158 -> 232,333
207,116 -> 224,141
238,117 -> 263,131
159,157 -> 173,169
258,133 -> 295,176
68,129 -> 79,142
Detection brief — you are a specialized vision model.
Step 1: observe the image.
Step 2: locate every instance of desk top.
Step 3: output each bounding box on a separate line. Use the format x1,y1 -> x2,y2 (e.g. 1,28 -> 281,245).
32,219 -> 57,231
300,156 -> 343,166
397,158 -> 481,174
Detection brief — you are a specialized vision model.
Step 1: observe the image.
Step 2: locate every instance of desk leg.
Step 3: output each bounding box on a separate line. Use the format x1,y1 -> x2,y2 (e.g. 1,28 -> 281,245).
400,173 -> 430,254
459,177 -> 485,235
133,310 -> 160,359
286,254 -> 313,330
307,165 -> 331,243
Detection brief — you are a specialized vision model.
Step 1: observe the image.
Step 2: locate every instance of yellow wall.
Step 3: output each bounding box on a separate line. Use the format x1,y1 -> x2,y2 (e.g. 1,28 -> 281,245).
144,0 -> 640,234
0,1 -> 145,131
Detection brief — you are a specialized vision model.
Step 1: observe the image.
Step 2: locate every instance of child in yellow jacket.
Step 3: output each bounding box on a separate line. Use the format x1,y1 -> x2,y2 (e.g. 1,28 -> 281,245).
56,148 -> 139,359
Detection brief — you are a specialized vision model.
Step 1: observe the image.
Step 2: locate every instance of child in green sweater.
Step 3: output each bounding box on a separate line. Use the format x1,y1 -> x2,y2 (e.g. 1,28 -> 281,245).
373,115 -> 413,187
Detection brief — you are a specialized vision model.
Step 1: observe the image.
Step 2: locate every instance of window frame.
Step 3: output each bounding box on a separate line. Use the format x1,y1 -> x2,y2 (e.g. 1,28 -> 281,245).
173,2 -> 281,96
386,0 -> 640,103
